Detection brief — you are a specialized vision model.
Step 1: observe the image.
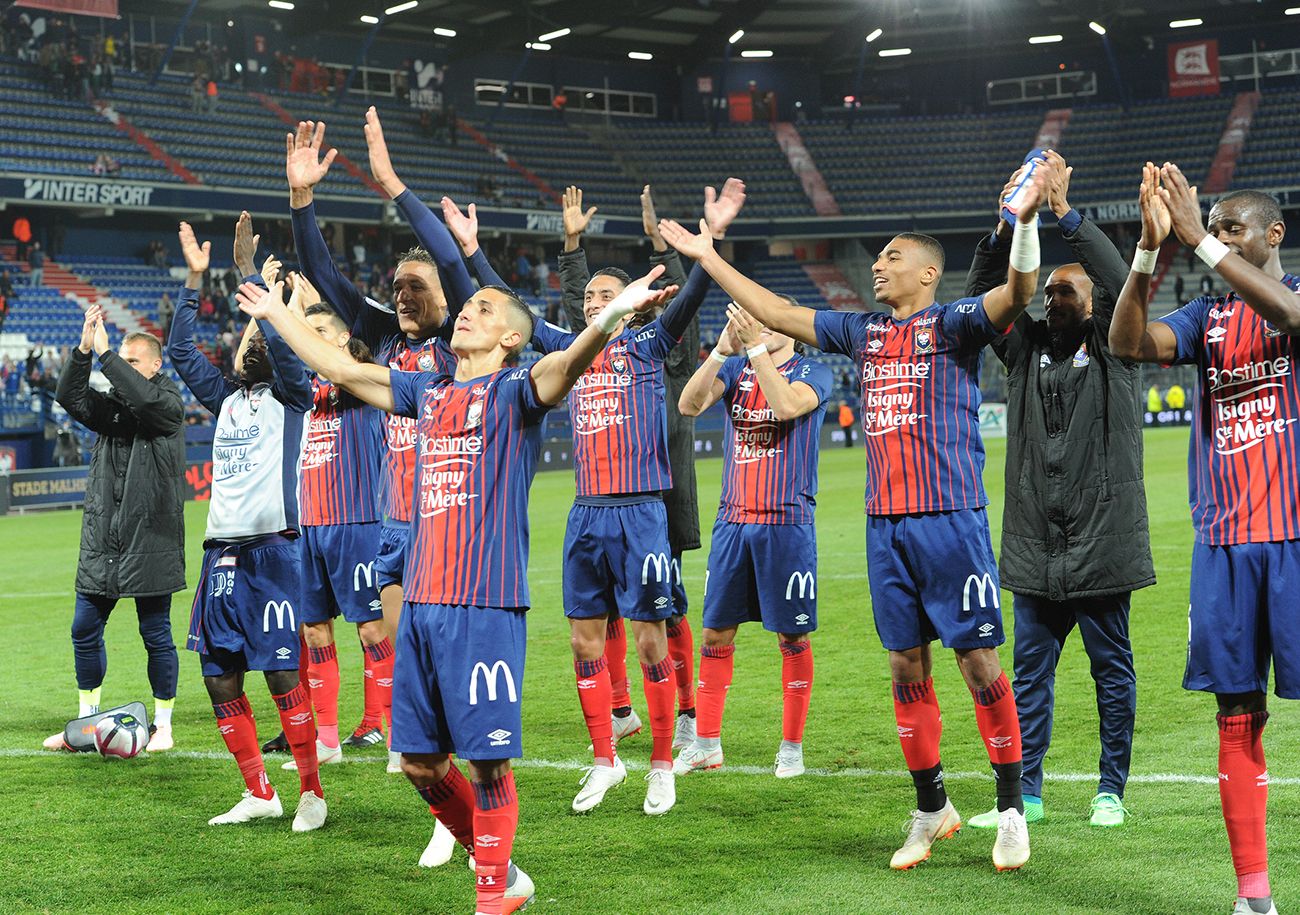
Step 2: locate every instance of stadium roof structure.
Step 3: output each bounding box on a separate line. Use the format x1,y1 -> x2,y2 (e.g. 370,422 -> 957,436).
122,0 -> 1292,70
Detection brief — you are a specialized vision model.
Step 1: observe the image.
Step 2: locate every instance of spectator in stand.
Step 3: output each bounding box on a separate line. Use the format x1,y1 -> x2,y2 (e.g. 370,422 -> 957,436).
1174,272 -> 1186,307
1200,272 -> 1214,296
1,268 -> 15,300
535,256 -> 550,296
197,289 -> 216,323
838,400 -> 855,448
156,291 -> 174,340
13,216 -> 31,261
190,74 -> 204,113
1166,384 -> 1186,412
0,289 -> 8,332
92,154 -> 107,176
515,248 -> 532,292
206,78 -> 218,115
28,242 -> 43,287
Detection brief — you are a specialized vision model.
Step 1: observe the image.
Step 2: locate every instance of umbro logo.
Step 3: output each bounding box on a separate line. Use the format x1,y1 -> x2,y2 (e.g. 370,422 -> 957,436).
308,679 -> 324,690
377,678 -> 392,688
655,596 -> 669,608
979,623 -> 995,637
867,339 -> 883,351
1219,772 -> 1229,781
488,728 -> 512,746
897,726 -> 913,737
275,647 -> 292,659
671,659 -> 685,670
1207,326 -> 1228,343
369,600 -> 382,613
795,613 -> 810,625
786,680 -> 810,689
577,679 -> 598,690
1258,770 -> 1270,786
988,736 -> 1013,748
219,724 -> 235,735
475,834 -> 501,847
290,712 -> 312,726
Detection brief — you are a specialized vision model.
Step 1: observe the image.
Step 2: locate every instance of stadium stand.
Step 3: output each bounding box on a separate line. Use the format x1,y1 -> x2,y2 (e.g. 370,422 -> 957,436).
1229,87 -> 1300,190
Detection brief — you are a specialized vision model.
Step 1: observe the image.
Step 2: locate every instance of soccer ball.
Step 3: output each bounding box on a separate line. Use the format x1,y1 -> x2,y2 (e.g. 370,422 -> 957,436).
93,712 -> 149,759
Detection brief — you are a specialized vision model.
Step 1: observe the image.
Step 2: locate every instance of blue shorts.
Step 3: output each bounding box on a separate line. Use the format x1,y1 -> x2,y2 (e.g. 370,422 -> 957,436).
670,552 -> 688,617
374,522 -> 408,591
1185,540 -> 1300,699
702,520 -> 817,634
390,602 -> 527,760
866,509 -> 1004,651
298,522 -> 384,626
563,500 -> 674,622
187,535 -> 302,677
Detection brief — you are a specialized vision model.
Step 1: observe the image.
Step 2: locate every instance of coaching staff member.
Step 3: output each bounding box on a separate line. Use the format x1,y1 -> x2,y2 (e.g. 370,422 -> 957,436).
46,304 -> 186,752
963,152 -> 1155,829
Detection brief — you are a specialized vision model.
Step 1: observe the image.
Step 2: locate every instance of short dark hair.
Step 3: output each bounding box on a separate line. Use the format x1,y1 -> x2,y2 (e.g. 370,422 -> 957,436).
591,267 -> 631,290
1216,190 -> 1284,232
481,285 -> 535,359
893,232 -> 946,273
396,246 -> 436,270
121,331 -> 162,361
304,302 -> 349,334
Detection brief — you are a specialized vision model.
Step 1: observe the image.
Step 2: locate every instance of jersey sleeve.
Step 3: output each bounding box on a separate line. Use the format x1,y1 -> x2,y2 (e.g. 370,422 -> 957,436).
501,367 -> 550,427
1154,296 -> 1213,365
631,320 -> 676,361
943,295 -> 1002,349
530,320 -> 578,355
716,355 -> 742,401
814,310 -> 866,357
389,368 -> 437,418
793,358 -> 834,405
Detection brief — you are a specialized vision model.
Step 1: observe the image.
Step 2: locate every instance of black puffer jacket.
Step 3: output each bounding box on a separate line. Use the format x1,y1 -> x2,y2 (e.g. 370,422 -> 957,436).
560,247 -> 701,552
55,347 -> 186,598
964,216 -> 1155,600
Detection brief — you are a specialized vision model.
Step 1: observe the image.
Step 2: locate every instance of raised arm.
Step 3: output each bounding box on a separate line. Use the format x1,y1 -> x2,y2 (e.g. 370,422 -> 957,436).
238,281 -> 395,413
531,265 -> 672,406
1161,160 -> 1300,334
169,222 -> 236,414
92,315 -> 184,435
661,217 -> 819,346
562,185 -> 597,254
978,156 -> 1052,331
441,197 -> 507,288
726,303 -> 821,421
364,107 -> 476,310
679,316 -> 740,417
1110,163 -> 1181,364
54,307 -> 116,432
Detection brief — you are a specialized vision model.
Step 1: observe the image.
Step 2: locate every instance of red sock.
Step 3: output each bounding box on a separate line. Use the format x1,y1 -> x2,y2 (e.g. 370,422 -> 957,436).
780,640 -> 813,742
666,617 -> 696,713
892,677 -> 942,771
361,642 -> 381,729
213,693 -> 273,800
1219,712 -> 1270,893
297,632 -> 311,695
642,658 -> 675,766
364,639 -> 395,735
472,772 -> 519,915
696,645 -> 735,740
273,684 -> 323,797
575,656 -> 614,764
604,618 -> 630,709
971,673 -> 1022,764
415,763 -> 476,856
307,642 -> 341,747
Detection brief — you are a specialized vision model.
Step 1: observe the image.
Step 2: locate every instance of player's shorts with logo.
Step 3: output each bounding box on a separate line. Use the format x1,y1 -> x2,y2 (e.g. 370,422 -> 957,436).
1184,540 -> 1300,699
670,551 -> 688,617
563,497 -> 674,622
391,602 -> 526,759
374,521 -> 408,590
187,534 -> 302,677
866,508 -> 1004,651
298,521 -> 384,625
702,520 -> 817,634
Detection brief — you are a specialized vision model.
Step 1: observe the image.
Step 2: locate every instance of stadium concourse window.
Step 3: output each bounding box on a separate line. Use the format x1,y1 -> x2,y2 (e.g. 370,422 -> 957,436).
474,79 -> 553,110
563,86 -> 657,118
987,70 -> 1097,106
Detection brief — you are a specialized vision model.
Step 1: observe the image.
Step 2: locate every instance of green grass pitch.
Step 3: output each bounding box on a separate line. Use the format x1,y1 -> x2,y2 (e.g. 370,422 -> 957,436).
1,427 -> 1296,915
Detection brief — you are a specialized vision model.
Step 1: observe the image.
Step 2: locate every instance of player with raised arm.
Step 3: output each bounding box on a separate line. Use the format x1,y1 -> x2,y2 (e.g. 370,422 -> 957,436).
239,264 -> 672,915
661,159 -> 1051,872
530,184 -> 740,818
1110,163 -> 1300,915
676,301 -> 832,778
169,220 -> 326,833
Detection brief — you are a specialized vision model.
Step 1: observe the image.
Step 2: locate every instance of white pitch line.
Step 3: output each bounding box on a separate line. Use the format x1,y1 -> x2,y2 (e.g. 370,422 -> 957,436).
3,748 -> 1296,786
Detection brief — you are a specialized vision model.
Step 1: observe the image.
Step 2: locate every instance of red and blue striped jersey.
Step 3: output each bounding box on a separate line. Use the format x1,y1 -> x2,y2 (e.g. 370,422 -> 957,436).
716,354 -> 832,524
1157,274 -> 1300,545
533,319 -> 676,497
815,297 -> 1001,516
389,366 -> 548,608
379,336 -> 457,523
299,376 -> 383,526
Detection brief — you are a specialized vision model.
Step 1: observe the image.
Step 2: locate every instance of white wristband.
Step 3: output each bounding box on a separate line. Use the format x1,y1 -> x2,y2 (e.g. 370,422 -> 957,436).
594,301 -> 633,334
746,344 -> 768,360
1131,248 -> 1158,275
1009,218 -> 1040,274
709,348 -> 728,365
1196,235 -> 1230,269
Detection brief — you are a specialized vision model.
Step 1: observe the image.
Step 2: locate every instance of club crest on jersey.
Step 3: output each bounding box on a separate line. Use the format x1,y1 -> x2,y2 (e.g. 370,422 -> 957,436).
610,354 -> 628,374
1072,343 -> 1090,367
914,327 -> 935,355
465,399 -> 484,430
418,352 -> 435,370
